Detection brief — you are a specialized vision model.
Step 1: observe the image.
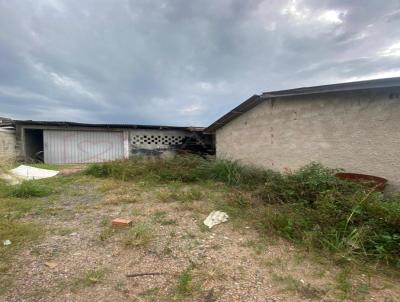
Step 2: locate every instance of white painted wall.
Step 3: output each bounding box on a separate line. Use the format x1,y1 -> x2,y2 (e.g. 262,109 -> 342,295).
216,90 -> 400,190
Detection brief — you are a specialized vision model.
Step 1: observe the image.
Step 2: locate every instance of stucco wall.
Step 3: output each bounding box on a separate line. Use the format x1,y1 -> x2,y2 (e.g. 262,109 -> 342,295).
216,89 -> 400,190
0,129 -> 16,159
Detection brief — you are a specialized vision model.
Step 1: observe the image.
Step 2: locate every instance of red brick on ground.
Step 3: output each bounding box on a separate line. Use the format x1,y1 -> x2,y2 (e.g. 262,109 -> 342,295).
111,218 -> 132,227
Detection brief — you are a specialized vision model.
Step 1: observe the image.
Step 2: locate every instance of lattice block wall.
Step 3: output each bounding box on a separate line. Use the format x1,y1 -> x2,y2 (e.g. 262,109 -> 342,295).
130,130 -> 188,148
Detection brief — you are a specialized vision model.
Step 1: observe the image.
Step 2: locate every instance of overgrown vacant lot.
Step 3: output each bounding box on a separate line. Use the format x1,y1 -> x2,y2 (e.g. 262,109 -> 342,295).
0,156 -> 399,301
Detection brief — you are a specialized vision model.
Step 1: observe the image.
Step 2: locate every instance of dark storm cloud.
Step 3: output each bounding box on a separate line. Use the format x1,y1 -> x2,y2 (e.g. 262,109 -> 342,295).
0,0 -> 399,125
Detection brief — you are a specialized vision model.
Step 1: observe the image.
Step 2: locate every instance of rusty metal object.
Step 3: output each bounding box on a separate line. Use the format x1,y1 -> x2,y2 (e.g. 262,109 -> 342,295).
335,172 -> 387,192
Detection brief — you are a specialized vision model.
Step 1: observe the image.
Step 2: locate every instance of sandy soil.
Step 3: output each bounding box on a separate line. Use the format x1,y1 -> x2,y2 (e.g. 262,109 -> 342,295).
1,178 -> 399,302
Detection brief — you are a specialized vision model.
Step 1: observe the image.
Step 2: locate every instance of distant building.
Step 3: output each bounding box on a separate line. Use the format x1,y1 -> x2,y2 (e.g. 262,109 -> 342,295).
0,120 -> 214,163
0,117 -> 13,124
206,77 -> 400,190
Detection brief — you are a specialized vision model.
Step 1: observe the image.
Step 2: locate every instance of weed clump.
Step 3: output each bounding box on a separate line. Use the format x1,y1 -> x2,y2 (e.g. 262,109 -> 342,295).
202,159 -> 269,186
86,156 -> 208,182
7,181 -> 53,198
123,223 -> 153,247
259,163 -> 400,264
86,157 -> 400,264
86,155 -> 269,186
175,270 -> 193,297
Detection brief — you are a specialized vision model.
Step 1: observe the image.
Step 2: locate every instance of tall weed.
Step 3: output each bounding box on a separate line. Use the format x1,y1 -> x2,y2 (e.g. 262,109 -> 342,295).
259,163 -> 400,264
86,157 -> 400,264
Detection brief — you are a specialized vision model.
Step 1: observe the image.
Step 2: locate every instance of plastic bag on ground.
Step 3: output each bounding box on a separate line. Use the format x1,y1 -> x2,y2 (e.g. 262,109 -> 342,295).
203,211 -> 229,229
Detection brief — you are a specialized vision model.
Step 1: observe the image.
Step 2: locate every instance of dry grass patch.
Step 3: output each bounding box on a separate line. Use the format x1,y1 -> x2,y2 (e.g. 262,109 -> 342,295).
171,264 -> 227,301
123,223 -> 154,247
102,193 -> 138,205
70,269 -> 107,292
96,179 -> 127,192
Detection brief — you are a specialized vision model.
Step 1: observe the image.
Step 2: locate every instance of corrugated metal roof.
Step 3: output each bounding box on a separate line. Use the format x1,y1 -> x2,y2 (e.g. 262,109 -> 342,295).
261,77 -> 400,98
14,120 -> 204,132
204,95 -> 261,133
205,77 -> 400,133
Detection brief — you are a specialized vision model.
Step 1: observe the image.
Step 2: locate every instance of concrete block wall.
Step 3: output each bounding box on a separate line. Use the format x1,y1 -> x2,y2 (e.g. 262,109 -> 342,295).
129,129 -> 192,158
216,89 -> 400,190
0,128 -> 16,160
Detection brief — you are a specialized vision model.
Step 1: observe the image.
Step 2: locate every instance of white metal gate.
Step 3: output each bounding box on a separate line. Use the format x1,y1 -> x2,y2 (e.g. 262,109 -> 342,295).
43,130 -> 124,164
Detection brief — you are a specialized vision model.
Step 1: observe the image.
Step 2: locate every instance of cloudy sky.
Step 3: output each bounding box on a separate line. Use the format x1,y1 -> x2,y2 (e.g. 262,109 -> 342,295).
1,0 -> 400,126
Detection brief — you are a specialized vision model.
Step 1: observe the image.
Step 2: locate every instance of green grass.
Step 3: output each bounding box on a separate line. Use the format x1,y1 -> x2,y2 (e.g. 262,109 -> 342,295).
0,221 -> 42,246
335,269 -> 352,299
172,266 -> 225,300
258,165 -> 400,264
0,221 -> 44,294
86,156 -> 400,265
123,223 -> 153,247
0,197 -> 47,218
175,270 -> 193,298
0,163 -> 85,296
71,269 -> 106,291
29,163 -> 82,171
6,181 -> 53,198
85,155 -> 268,187
83,269 -> 105,285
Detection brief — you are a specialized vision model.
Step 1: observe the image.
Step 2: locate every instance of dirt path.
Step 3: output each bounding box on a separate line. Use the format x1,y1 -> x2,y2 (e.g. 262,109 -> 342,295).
1,178 -> 399,302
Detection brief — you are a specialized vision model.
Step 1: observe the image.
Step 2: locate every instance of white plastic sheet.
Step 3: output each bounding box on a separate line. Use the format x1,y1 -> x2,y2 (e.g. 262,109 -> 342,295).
203,211 -> 229,229
1,165 -> 59,185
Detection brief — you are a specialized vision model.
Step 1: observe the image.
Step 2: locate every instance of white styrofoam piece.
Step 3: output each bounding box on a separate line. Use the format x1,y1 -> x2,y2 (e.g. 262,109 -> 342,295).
203,211 -> 229,229
2,165 -> 59,184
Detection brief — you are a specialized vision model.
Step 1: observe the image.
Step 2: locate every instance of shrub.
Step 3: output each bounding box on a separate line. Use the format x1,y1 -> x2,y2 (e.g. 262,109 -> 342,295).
203,159 -> 270,186
259,163 -> 400,264
7,181 -> 53,198
259,162 -> 362,204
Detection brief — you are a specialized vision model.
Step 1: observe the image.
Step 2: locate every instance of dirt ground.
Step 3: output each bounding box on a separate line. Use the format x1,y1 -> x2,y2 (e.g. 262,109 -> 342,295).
1,174 -> 399,302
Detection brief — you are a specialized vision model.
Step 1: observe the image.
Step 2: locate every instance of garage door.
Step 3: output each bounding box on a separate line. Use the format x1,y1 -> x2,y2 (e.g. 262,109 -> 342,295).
44,130 -> 124,164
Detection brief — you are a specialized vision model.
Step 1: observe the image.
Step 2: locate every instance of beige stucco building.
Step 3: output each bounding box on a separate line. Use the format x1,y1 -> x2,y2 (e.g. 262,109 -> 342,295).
207,77 -> 400,190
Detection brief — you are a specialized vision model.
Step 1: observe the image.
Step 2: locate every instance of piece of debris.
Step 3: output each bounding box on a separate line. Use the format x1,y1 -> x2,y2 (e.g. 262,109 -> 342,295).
126,272 -> 165,278
2,239 -> 11,246
44,262 -> 58,269
1,165 -> 59,185
203,211 -> 229,229
112,218 -> 133,228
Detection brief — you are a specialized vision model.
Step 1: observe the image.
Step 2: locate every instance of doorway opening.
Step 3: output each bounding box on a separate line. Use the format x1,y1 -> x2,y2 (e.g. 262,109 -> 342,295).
24,129 -> 44,162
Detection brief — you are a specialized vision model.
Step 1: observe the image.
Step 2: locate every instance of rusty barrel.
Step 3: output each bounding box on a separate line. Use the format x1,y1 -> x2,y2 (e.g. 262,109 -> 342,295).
335,172 -> 388,192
